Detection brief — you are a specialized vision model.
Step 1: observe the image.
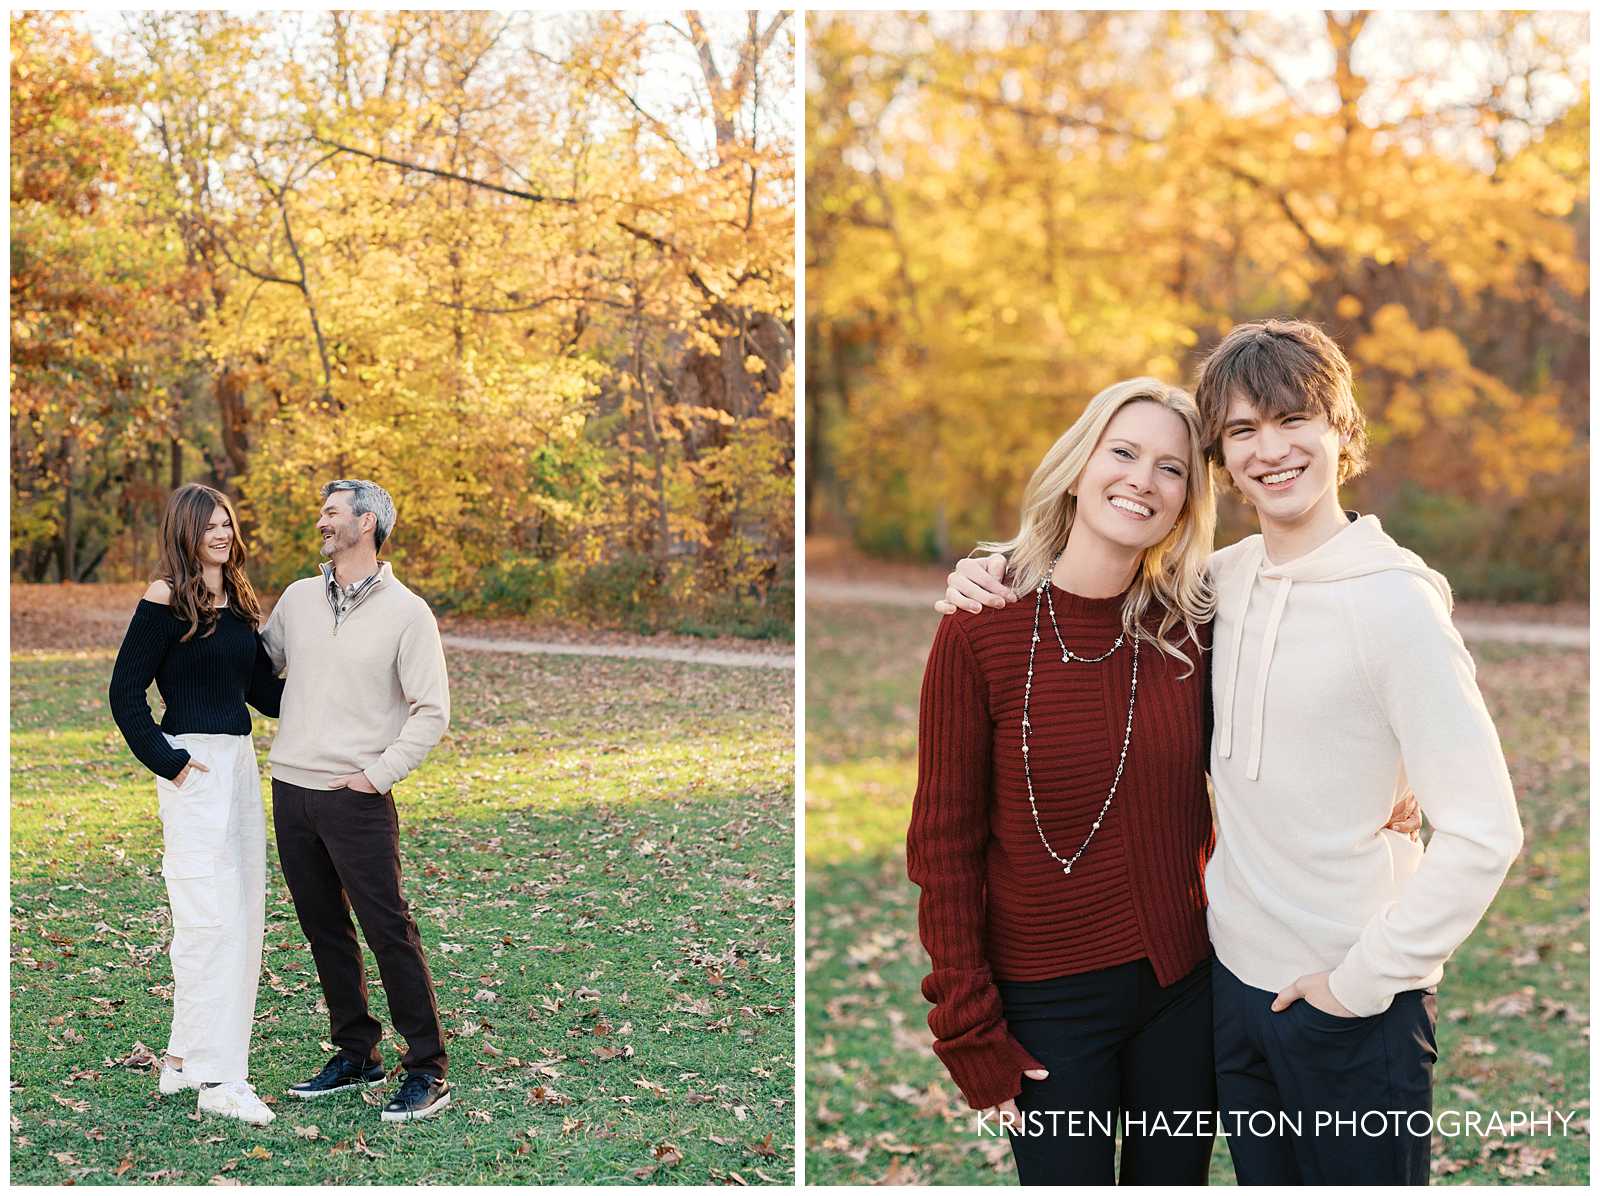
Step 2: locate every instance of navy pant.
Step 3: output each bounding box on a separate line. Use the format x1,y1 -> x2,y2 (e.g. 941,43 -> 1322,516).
998,957 -> 1216,1186
1212,957 -> 1436,1185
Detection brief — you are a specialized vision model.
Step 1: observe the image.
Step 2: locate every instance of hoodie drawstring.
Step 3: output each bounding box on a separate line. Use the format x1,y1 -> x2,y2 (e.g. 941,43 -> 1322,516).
1217,547 -> 1259,761
1215,515 -> 1452,783
1245,576 -> 1293,781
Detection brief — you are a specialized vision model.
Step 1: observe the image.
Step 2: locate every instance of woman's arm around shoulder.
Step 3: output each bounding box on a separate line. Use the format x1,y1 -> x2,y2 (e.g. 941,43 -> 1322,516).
246,633 -> 285,718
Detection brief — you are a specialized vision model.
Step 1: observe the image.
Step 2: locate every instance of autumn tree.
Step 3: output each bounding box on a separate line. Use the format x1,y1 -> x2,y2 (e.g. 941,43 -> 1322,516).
807,11 -> 1587,599
11,10 -> 795,634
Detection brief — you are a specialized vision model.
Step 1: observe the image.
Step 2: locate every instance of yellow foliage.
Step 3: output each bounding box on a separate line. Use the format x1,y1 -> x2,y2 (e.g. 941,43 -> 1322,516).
808,11 -> 1586,578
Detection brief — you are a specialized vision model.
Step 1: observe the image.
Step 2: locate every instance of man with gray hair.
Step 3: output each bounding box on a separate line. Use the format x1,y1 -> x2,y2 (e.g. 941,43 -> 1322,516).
259,479 -> 453,1121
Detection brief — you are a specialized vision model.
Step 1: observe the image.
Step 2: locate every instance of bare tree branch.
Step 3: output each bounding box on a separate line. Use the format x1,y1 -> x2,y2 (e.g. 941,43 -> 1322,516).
311,136 -> 579,204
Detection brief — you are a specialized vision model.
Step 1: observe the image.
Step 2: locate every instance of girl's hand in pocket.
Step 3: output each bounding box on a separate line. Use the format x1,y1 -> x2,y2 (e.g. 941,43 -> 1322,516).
173,759 -> 210,786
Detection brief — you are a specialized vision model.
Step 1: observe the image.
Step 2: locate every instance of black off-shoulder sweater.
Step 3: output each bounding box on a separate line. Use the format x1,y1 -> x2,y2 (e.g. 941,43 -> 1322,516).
108,599 -> 284,780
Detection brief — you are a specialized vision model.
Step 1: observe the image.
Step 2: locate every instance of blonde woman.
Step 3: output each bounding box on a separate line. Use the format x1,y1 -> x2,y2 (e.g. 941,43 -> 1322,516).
907,379 -> 1221,1184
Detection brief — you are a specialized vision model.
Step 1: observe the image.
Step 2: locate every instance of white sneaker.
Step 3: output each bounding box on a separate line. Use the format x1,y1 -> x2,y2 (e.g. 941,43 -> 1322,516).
159,1063 -> 199,1095
198,1080 -> 275,1126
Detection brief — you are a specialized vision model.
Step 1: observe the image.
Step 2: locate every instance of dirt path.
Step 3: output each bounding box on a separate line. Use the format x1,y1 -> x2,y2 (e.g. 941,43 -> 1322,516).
9,583 -> 795,667
442,634 -> 793,669
806,579 -> 1590,648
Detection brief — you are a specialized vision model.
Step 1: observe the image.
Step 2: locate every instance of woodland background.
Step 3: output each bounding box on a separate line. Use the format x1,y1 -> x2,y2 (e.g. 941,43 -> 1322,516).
807,11 -> 1589,601
12,10 -> 795,636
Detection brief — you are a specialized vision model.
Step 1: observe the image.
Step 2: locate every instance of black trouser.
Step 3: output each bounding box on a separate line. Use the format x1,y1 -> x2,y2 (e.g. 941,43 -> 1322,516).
1212,957 -> 1436,1185
997,957 -> 1216,1186
271,779 -> 447,1079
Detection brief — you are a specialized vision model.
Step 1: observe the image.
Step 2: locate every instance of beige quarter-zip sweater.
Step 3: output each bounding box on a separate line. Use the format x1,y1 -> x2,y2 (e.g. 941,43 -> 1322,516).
260,561 -> 450,793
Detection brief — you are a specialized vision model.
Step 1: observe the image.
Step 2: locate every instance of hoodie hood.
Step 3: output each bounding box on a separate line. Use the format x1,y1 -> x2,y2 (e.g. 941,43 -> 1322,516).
1216,514 -> 1452,781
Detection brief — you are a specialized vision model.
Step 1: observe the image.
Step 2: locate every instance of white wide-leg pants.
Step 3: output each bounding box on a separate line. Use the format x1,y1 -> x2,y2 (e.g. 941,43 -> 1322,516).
157,732 -> 266,1083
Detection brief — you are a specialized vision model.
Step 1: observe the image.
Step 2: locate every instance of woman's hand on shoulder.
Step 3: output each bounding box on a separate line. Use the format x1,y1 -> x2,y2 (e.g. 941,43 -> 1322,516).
934,555 -> 1017,615
143,579 -> 173,604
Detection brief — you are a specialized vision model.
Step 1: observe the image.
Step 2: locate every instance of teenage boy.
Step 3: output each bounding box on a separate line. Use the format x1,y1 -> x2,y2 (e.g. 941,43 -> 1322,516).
260,478 -> 454,1122
939,319 -> 1523,1184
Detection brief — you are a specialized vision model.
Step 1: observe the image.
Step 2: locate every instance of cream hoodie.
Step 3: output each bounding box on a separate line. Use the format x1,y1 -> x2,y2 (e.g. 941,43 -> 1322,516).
1205,514 -> 1523,1016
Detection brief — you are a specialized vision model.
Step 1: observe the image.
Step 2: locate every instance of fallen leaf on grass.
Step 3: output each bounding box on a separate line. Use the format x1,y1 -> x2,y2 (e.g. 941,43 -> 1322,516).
1494,1144 -> 1557,1179
243,1146 -> 271,1161
293,1125 -> 320,1140
881,1156 -> 923,1185
51,1094 -> 90,1113
1477,987 -> 1536,1018
748,1132 -> 776,1157
1431,1155 -> 1470,1177
111,1042 -> 157,1068
352,1132 -> 384,1159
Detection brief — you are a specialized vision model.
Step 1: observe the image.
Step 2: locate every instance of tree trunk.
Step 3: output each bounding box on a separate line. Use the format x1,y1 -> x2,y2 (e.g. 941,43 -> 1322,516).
58,444 -> 76,583
215,365 -> 251,479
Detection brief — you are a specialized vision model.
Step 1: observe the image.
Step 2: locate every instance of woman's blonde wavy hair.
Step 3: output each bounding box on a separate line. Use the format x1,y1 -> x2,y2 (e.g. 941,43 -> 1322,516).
978,377 -> 1217,674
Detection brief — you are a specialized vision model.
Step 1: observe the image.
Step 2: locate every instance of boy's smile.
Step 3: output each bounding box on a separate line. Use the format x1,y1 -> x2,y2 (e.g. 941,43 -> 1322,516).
1219,394 -> 1344,544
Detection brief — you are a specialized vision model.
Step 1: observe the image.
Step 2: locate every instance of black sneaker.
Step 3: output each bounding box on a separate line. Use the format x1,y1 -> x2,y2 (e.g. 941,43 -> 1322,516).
287,1054 -> 387,1100
380,1072 -> 451,1122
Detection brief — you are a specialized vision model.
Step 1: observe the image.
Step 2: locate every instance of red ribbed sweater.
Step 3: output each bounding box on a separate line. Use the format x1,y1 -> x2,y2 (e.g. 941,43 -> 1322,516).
906,587 -> 1213,1111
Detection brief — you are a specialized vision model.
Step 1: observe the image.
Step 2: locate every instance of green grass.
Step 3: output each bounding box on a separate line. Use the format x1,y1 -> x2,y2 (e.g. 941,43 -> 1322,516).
804,603 -> 1589,1185
11,646 -> 795,1185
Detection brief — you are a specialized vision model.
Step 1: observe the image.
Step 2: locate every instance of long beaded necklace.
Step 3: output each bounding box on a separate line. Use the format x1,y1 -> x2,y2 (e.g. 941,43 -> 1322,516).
1022,551 -> 1140,875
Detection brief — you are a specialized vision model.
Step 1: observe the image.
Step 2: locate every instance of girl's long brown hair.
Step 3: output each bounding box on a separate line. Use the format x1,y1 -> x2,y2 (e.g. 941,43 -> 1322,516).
157,484 -> 263,641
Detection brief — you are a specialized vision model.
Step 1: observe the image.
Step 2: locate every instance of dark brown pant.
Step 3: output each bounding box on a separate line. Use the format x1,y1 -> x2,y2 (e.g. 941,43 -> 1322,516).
271,778 -> 447,1079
